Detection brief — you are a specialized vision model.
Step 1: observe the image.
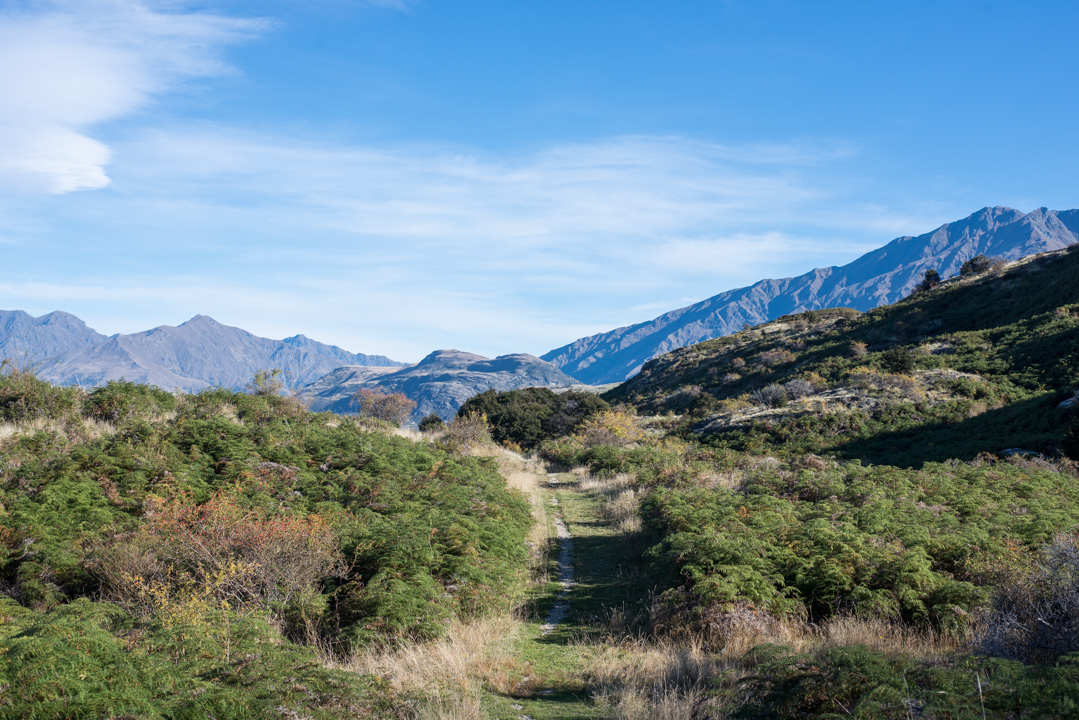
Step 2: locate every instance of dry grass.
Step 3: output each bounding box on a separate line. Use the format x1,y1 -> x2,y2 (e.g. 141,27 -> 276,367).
582,615 -> 957,719
819,615 -> 962,659
586,636 -> 731,720
0,416 -> 120,447
329,615 -> 527,720
580,474 -> 642,534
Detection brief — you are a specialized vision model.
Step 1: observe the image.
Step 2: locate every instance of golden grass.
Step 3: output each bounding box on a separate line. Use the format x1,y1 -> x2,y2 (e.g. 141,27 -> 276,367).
818,615 -> 963,659
0,416 -> 121,447
586,636 -> 729,720
329,615 -> 525,720
579,474 -> 642,535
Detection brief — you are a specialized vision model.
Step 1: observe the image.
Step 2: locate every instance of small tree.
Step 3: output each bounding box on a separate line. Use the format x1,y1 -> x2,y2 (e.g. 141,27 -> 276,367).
918,268 -> 940,292
246,368 -> 285,396
418,413 -> 445,432
353,388 -> 416,425
960,254 -> 992,276
880,347 -> 916,374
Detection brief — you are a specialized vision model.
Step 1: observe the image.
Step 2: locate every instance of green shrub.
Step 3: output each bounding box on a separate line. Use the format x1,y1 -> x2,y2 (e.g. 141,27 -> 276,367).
458,387 -> 608,449
734,644 -> 1079,719
879,347 -> 916,374
418,412 -> 444,432
0,361 -> 81,423
84,381 -> 177,423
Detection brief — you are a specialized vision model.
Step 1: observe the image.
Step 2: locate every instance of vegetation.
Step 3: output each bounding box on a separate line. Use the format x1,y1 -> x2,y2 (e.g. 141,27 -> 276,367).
607,245 -> 1079,467
0,378 -> 531,716
3,247 -> 1078,719
457,387 -> 608,449
353,387 -> 417,425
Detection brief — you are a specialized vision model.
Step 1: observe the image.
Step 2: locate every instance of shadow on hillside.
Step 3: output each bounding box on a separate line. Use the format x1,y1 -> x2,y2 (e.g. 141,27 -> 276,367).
831,393 -> 1066,468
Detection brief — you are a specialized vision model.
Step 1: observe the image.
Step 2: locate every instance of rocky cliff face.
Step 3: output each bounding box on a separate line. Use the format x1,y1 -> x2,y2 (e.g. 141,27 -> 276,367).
542,206 -> 1079,384
1,312 -> 402,391
304,349 -> 583,422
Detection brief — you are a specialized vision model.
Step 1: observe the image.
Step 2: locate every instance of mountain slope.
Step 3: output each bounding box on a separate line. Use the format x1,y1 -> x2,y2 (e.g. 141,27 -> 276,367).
30,314 -> 402,391
605,245 -> 1079,466
543,206 -> 1079,384
305,349 -> 583,421
0,310 -> 106,363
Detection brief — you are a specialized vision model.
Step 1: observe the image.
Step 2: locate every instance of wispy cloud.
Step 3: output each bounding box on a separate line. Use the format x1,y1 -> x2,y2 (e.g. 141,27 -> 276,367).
0,0 -> 266,194
0,127 -> 952,359
0,2 -> 964,360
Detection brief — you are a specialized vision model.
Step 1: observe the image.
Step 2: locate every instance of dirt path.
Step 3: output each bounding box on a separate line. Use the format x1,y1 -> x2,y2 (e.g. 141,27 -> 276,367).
540,494 -> 575,635
478,469 -> 656,720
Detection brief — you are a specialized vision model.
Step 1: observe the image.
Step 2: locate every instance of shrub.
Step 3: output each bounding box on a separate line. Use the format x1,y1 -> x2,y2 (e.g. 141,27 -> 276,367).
979,532 -> 1079,663
849,341 -> 868,357
93,494 -> 345,626
437,412 -> 491,452
960,253 -> 992,276
573,408 -> 644,448
418,412 -> 444,432
0,359 -> 81,423
783,378 -> 815,399
880,347 -> 916,374
750,383 -> 788,409
245,368 -> 286,396
457,387 -> 608,448
918,268 -> 941,292
84,381 -> 176,423
753,349 -> 796,368
353,388 -> 416,425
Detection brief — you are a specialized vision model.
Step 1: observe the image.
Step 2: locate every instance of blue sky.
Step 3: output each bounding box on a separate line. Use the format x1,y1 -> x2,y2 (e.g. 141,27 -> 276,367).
1,0 -> 1076,361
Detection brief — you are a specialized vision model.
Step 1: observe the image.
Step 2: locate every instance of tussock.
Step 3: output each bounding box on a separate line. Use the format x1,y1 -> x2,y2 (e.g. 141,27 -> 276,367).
333,615 -> 522,720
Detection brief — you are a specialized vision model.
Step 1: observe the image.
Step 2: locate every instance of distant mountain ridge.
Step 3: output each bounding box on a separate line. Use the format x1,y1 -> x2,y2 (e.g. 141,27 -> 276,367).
0,310 -> 107,361
542,206 -> 1079,384
0,312 -> 402,392
305,348 -> 583,422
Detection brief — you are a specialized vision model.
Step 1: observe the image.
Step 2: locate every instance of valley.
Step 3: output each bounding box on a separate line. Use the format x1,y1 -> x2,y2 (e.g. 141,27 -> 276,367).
0,222 -> 1077,719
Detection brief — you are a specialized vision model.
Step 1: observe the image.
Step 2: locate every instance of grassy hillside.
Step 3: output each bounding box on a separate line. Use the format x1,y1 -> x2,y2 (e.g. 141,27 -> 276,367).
0,373 -> 531,718
606,246 -> 1079,466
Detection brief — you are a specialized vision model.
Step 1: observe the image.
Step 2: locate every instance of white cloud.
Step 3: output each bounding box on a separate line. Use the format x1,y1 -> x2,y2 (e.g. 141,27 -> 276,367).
0,127 -> 943,358
0,0 -> 266,194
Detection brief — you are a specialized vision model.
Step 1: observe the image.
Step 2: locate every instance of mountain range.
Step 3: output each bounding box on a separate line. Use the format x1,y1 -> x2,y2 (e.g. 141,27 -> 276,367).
541,206 -> 1079,384
304,349 -> 583,421
0,312 -> 402,392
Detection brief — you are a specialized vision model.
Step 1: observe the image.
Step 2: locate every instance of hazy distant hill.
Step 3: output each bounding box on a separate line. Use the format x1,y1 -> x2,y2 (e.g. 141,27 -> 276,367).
0,310 -> 107,363
543,206 -> 1079,384
0,312 -> 402,391
305,348 -> 583,421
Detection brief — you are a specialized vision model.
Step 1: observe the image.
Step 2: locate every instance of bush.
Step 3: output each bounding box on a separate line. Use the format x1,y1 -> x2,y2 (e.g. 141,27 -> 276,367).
880,347 -> 916,374
418,412 -> 444,432
93,493 -> 345,628
84,381 -> 176,423
783,378 -> 815,399
750,383 -> 788,409
573,408 -> 644,448
353,388 -> 416,425
456,387 -> 608,448
980,532 -> 1079,663
918,268 -> 941,292
437,412 -> 492,452
960,254 -> 993,276
0,360 -> 81,423
245,368 -> 286,396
